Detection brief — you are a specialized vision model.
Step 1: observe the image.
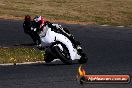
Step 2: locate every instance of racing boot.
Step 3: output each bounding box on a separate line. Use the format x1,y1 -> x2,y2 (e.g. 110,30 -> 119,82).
36,44 -> 45,50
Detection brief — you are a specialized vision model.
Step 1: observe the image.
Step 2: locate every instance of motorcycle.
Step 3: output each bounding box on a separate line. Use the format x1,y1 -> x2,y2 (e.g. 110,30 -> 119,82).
39,25 -> 88,64
23,18 -> 88,64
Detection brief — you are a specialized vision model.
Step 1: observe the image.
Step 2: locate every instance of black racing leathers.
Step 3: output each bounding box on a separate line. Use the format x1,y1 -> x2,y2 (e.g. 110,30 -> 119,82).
23,20 -> 41,45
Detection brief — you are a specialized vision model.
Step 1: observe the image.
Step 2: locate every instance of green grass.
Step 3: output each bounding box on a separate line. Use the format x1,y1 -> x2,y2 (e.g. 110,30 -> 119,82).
0,47 -> 44,64
0,0 -> 132,26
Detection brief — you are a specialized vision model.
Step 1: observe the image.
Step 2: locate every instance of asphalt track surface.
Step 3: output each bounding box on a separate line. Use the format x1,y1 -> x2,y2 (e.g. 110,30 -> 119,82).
0,19 -> 132,88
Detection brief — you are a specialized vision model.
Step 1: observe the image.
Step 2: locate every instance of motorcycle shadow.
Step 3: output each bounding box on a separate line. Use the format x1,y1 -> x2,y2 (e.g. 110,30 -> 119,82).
26,60 -> 80,67
13,43 -> 36,47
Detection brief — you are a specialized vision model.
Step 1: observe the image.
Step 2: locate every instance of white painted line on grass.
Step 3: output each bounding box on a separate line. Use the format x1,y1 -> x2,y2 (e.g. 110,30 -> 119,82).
0,63 -> 14,66
117,26 -> 125,28
3,47 -> 9,48
100,25 -> 125,28
16,61 -> 45,65
100,24 -> 109,27
0,59 -> 61,66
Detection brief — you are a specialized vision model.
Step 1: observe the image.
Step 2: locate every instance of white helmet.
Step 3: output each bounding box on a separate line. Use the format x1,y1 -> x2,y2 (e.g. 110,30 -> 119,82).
33,16 -> 45,28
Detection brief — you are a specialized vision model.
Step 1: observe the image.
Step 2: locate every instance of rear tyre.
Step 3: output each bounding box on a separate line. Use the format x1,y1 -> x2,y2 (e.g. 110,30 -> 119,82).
53,44 -> 72,64
78,53 -> 88,64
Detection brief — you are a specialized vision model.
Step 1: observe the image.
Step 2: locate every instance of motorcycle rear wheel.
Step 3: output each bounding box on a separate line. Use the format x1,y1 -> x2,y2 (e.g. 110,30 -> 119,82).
78,53 -> 88,64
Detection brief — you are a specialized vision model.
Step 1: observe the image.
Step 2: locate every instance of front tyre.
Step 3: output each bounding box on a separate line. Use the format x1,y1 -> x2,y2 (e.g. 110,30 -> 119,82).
53,44 -> 72,64
44,48 -> 54,63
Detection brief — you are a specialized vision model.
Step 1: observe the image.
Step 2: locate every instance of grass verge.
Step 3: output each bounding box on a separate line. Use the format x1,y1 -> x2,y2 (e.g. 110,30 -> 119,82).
0,0 -> 132,26
0,47 -> 44,64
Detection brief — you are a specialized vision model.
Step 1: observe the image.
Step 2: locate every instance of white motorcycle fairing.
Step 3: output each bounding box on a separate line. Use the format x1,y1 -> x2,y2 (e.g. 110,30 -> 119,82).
39,26 -> 81,60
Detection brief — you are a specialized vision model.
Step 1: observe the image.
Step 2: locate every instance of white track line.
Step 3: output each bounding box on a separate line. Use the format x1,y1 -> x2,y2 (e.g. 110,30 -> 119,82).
116,26 -> 125,28
0,59 -> 61,66
2,47 -> 9,48
100,24 -> 125,28
100,24 -> 109,27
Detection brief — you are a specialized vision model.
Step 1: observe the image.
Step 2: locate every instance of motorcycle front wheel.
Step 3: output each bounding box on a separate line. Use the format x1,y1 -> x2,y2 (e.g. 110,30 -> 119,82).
44,48 -> 54,63
53,44 -> 72,64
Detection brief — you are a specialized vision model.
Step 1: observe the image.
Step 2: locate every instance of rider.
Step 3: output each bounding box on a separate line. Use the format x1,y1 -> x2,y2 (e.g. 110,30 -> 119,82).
23,15 -> 32,34
32,16 -> 82,51
23,15 -> 41,45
